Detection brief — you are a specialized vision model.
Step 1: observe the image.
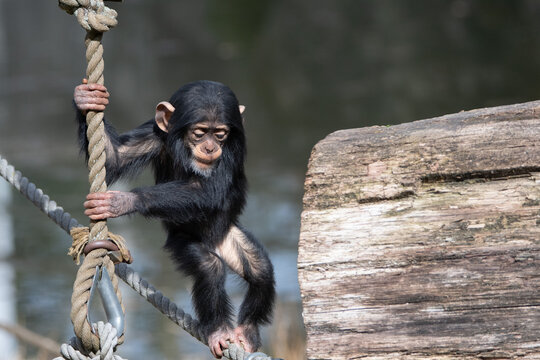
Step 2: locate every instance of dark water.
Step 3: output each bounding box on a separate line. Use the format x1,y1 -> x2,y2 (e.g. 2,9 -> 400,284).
1,1 -> 540,359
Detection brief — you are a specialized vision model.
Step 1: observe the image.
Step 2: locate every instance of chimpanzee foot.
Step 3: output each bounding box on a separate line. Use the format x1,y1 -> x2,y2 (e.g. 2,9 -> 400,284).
208,327 -> 236,359
234,324 -> 261,353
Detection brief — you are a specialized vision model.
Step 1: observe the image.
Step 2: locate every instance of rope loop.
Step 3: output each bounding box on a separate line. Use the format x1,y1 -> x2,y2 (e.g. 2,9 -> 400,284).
71,249 -> 125,353
59,0 -> 118,32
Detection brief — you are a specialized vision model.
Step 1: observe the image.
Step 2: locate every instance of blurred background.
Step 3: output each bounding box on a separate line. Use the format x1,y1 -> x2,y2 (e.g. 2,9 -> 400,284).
1,0 -> 540,359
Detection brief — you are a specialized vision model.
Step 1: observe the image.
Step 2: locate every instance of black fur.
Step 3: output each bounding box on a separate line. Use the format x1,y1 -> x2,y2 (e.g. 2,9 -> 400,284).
76,80 -> 275,343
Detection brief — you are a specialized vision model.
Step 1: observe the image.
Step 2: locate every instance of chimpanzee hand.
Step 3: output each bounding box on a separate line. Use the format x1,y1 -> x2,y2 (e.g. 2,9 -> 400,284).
207,327 -> 237,359
74,78 -> 110,114
84,191 -> 137,220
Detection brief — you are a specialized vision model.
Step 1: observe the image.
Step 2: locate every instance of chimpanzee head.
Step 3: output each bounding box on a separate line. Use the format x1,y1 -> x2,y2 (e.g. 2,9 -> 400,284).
154,80 -> 246,177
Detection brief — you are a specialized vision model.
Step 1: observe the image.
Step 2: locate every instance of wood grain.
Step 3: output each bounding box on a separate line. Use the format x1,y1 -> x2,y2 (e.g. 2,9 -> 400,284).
298,100 -> 540,359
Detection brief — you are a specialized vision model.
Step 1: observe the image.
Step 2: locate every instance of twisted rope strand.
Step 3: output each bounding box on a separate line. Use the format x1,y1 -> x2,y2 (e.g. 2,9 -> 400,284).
0,155 -> 80,232
114,263 -> 205,343
84,31 -> 108,242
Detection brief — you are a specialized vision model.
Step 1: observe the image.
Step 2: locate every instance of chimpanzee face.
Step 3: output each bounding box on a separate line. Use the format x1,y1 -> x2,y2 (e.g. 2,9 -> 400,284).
154,80 -> 246,178
186,120 -> 230,173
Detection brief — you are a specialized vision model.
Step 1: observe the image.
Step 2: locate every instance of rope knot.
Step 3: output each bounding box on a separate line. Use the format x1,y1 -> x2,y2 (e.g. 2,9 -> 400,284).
56,321 -> 126,360
69,226 -> 133,265
59,0 -> 118,32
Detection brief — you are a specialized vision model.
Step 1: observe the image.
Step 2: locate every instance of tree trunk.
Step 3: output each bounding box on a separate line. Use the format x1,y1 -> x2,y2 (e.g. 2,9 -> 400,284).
298,100 -> 540,359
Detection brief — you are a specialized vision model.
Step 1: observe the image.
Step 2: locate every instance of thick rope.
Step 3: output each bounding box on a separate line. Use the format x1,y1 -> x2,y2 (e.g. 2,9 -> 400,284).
83,30 -> 109,243
115,263 -> 272,360
59,0 -> 117,242
0,155 -> 276,359
0,156 -> 79,232
114,263 -> 205,342
58,0 -> 125,355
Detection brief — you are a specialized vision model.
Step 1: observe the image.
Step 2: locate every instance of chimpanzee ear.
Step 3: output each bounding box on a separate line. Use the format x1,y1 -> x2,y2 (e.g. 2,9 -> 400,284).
239,105 -> 246,125
155,101 -> 175,133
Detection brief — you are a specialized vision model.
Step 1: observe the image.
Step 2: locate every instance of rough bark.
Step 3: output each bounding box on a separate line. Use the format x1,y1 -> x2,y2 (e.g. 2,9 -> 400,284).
298,100 -> 540,360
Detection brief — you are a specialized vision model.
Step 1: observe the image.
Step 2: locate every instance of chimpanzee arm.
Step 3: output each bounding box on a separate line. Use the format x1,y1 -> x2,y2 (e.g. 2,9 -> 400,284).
131,181 -> 219,224
76,108 -> 162,184
84,177 -> 237,223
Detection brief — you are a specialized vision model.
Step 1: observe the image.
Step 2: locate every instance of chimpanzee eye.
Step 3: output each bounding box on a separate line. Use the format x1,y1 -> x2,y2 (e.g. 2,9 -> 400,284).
193,129 -> 205,139
215,131 -> 228,141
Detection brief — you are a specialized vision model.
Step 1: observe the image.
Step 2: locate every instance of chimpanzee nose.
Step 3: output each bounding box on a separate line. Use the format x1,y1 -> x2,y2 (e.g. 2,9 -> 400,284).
204,143 -> 216,154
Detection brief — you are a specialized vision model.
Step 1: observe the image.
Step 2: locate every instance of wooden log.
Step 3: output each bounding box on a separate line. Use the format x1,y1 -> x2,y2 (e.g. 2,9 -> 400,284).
298,100 -> 540,359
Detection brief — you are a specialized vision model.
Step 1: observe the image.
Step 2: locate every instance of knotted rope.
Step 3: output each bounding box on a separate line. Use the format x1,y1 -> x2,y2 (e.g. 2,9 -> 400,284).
69,227 -> 132,265
59,0 -> 118,33
58,0 -> 127,356
54,322 -> 126,360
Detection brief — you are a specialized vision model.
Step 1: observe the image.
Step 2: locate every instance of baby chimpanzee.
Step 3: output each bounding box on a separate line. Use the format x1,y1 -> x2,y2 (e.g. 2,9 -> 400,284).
74,80 -> 275,358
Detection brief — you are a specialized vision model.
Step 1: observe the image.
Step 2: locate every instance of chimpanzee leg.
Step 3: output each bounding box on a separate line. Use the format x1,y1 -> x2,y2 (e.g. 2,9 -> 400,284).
217,226 -> 276,352
168,240 -> 235,357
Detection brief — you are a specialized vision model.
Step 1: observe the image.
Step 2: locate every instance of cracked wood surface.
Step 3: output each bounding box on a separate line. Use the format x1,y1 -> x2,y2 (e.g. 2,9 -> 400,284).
298,100 -> 540,360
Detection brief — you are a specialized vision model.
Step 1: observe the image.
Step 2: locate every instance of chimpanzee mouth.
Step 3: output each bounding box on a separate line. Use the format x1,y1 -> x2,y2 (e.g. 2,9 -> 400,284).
194,155 -> 217,165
